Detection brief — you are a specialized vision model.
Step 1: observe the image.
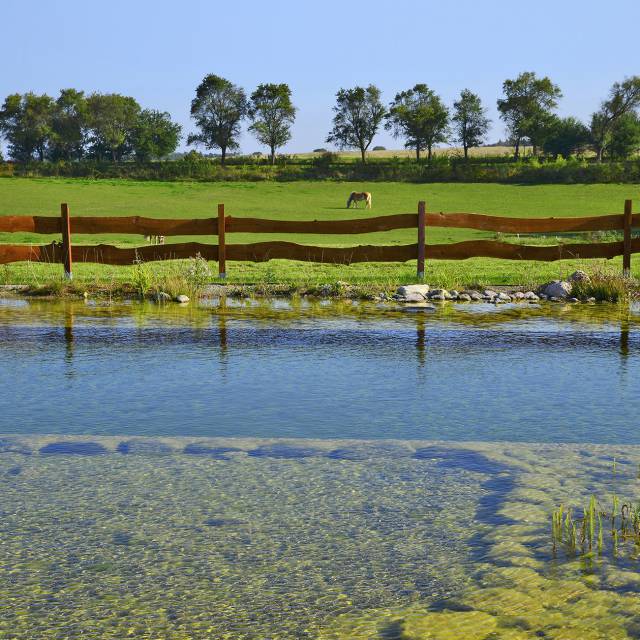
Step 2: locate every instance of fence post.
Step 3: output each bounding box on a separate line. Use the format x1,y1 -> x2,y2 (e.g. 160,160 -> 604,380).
417,201 -> 426,279
623,199 -> 632,277
61,203 -> 73,279
218,203 -> 226,279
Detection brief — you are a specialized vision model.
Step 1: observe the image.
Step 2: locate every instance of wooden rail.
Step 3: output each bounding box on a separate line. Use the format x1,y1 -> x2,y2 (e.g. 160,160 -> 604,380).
0,200 -> 637,278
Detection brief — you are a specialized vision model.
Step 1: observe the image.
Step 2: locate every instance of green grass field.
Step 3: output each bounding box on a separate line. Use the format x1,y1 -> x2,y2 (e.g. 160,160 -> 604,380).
0,177 -> 638,290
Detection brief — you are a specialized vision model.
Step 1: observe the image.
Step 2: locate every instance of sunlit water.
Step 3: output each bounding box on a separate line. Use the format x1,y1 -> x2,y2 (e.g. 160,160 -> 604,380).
2,299 -> 640,639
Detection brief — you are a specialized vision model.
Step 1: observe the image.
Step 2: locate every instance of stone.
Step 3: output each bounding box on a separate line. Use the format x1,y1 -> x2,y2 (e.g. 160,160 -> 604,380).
40,442 -> 108,455
468,291 -> 483,301
401,292 -> 428,303
496,292 -> 512,302
586,297 -> 596,303
154,291 -> 171,303
396,284 -> 430,298
428,288 -> 451,300
457,293 -> 472,302
448,290 -> 459,300
524,291 -> 539,301
430,294 -> 447,302
512,291 -> 526,300
483,289 -> 498,299
175,294 -> 190,303
569,269 -> 590,283
567,297 -> 580,303
541,280 -> 572,298
401,304 -> 436,313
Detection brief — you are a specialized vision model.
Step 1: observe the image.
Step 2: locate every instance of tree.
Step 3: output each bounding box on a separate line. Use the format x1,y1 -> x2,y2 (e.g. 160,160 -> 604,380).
0,93 -> 55,161
607,112 -> 640,160
130,109 -> 181,161
326,85 -> 386,163
542,116 -> 590,158
452,89 -> 490,159
589,77 -> 640,162
497,71 -> 562,158
86,93 -> 140,161
187,74 -> 247,165
49,89 -> 88,161
386,84 -> 449,162
248,83 -> 296,164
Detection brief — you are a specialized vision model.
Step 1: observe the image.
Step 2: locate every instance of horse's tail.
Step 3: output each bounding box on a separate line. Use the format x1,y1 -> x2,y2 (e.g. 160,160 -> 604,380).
346,193 -> 353,208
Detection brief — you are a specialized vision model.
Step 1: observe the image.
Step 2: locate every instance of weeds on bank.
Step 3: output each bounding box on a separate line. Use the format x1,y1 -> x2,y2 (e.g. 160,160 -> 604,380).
571,267 -> 634,302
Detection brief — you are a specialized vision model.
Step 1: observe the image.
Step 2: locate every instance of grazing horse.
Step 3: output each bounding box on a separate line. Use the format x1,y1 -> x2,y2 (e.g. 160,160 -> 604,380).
346,191 -> 372,209
144,235 -> 165,245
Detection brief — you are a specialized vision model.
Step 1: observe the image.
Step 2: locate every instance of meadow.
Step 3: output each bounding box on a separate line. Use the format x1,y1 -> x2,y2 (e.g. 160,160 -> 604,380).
0,177 -> 638,290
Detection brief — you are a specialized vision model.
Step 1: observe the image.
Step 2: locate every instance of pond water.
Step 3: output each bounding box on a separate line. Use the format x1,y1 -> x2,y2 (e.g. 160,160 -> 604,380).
2,298 -> 640,639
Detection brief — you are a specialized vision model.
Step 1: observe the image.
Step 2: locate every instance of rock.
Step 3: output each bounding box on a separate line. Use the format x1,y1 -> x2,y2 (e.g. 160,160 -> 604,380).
541,280 -> 572,298
524,291 -> 539,301
448,290 -> 459,300
400,292 -> 428,303
116,439 -> 174,455
457,293 -> 472,302
428,288 -> 451,300
567,297 -> 580,303
175,294 -> 190,303
512,291 -> 526,301
430,294 -> 447,302
40,442 -> 108,455
154,291 -> 171,303
538,293 -> 548,300
586,297 -> 596,303
483,289 -> 498,300
549,296 -> 562,302
396,284 -> 430,298
467,291 -> 483,301
569,270 -> 590,283
496,292 -> 512,302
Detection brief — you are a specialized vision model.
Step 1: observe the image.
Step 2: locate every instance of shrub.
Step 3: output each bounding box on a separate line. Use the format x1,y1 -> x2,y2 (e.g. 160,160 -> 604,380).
571,267 -> 634,302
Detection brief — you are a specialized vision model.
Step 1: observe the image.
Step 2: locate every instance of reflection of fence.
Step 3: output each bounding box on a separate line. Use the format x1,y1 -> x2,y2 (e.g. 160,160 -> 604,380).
0,200 -> 638,279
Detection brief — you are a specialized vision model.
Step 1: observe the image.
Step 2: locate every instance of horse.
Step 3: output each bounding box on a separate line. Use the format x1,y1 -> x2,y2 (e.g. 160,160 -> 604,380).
346,191 -> 372,209
144,235 -> 165,245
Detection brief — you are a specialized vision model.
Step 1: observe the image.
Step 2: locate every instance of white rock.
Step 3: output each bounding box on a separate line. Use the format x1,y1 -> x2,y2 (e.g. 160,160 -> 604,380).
428,288 -> 451,300
457,293 -> 472,302
401,292 -> 428,303
524,291 -> 540,301
396,284 -> 430,298
512,291 -> 526,300
496,292 -> 512,301
175,294 -> 190,303
541,280 -> 572,298
483,289 -> 498,299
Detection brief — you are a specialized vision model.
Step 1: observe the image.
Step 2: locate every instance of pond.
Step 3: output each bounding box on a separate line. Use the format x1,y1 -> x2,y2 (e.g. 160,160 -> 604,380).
1,298 -> 640,639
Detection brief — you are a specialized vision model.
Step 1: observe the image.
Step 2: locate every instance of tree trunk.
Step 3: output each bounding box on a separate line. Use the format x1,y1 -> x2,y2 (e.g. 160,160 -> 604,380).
111,148 -> 117,162
514,138 -> 520,160
221,146 -> 227,166
427,145 -> 432,163
360,147 -> 366,164
416,146 -> 421,162
270,146 -> 275,165
463,144 -> 469,160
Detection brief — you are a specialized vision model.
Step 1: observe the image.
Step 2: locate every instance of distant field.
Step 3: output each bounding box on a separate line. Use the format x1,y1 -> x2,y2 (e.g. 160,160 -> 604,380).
0,177 -> 638,286
293,146 -> 515,160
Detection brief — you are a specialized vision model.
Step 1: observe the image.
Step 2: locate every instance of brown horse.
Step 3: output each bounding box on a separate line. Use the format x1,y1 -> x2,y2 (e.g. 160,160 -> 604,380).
346,191 -> 372,209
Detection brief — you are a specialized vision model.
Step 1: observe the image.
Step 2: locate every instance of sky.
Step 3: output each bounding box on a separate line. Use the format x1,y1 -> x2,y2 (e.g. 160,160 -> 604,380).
3,0 -> 640,155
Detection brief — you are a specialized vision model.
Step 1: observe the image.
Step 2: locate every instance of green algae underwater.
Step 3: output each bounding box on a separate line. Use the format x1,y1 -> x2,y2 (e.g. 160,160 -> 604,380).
3,436 -> 640,639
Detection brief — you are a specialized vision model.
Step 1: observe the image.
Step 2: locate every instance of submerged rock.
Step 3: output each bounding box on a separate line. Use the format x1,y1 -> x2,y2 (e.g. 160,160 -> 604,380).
183,444 -> 244,459
0,438 -> 31,455
326,442 -> 415,460
39,442 -> 108,456
116,440 -> 174,455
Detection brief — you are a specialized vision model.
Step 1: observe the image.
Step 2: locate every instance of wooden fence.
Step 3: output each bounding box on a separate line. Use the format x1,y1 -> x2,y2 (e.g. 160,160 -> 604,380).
0,200 -> 638,279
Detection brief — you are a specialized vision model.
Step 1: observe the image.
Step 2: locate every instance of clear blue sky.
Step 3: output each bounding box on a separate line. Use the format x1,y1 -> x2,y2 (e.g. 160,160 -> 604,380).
3,0 -> 640,154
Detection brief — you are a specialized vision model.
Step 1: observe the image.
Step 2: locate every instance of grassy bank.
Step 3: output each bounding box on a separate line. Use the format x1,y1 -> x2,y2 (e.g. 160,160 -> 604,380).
0,178 -> 638,291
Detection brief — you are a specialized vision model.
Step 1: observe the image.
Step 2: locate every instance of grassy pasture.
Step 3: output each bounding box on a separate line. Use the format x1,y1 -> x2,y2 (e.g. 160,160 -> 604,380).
0,177 -> 638,288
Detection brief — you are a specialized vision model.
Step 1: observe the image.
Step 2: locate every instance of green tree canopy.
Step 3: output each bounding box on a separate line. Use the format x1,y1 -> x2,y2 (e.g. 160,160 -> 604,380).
248,83 -> 296,165
49,89 -> 88,161
542,116 -> 590,159
0,92 -> 55,161
590,77 -> 640,162
452,89 -> 490,159
326,85 -> 386,163
86,93 -> 141,161
187,74 -> 247,165
607,111 -> 640,160
130,109 -> 181,161
386,84 -> 449,162
497,71 -> 562,158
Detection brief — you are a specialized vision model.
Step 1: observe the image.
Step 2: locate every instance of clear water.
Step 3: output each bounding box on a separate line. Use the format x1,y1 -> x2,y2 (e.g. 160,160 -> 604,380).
0,298 -> 638,442
2,298 -> 640,639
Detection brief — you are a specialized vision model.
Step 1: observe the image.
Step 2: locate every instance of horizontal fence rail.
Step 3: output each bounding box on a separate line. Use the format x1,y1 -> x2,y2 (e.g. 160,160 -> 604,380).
0,201 -> 637,279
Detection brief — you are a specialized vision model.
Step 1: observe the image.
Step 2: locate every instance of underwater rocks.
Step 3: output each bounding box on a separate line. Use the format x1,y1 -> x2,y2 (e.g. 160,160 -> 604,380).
39,441 -> 108,455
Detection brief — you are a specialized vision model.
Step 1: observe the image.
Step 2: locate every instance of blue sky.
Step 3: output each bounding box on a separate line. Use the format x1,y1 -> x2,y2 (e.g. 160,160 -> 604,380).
3,0 -> 640,154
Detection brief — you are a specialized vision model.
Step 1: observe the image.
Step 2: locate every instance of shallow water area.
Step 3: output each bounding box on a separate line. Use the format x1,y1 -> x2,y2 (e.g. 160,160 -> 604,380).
2,298 -> 640,638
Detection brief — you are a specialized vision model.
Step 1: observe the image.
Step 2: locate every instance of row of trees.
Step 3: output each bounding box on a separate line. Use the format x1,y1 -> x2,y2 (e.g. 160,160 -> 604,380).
0,90 -> 182,162
2,73 -> 640,164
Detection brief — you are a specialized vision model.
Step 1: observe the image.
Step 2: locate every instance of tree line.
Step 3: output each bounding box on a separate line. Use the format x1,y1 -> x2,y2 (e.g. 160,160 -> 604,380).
1,72 -> 639,165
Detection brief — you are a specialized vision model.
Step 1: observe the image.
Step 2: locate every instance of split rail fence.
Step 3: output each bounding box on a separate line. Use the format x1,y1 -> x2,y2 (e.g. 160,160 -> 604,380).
0,200 -> 638,279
